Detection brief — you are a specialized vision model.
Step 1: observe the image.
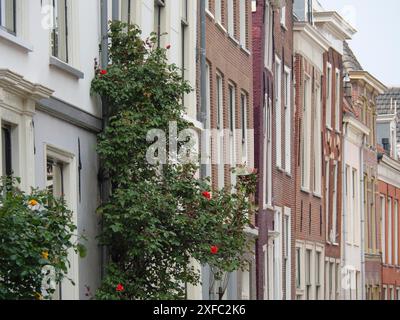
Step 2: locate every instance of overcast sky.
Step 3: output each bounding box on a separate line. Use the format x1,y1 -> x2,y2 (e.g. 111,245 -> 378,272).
318,0 -> 400,87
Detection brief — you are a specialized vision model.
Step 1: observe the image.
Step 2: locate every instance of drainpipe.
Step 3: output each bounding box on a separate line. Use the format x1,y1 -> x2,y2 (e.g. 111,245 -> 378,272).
100,0 -> 109,280
199,0 -> 210,300
360,134 -> 366,300
341,121 -> 348,300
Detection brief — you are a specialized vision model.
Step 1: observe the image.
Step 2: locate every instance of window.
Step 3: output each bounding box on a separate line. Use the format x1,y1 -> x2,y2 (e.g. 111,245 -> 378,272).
241,264 -> 251,300
216,74 -> 224,189
326,63 -> 332,128
154,0 -> 166,47
227,0 -> 234,36
273,209 -> 282,300
228,84 -> 236,172
239,0 -> 247,47
275,58 -> 282,169
383,286 -> 388,300
390,287 -> 394,300
381,196 -> 386,263
1,125 -> 13,176
325,160 -> 330,242
280,5 -> 286,27
305,249 -> 312,300
51,0 -> 69,63
397,288 -> 400,300
336,263 -> 340,300
121,0 -> 134,24
263,93 -> 272,207
335,69 -> 340,131
0,0 -> 16,34
353,169 -> 359,245
315,251 -> 321,299
215,0 -> 221,23
395,200 -> 398,266
388,197 -> 392,265
313,86 -> 322,193
283,208 -> 291,299
296,247 -> 301,289
241,93 -> 247,163
284,67 -> 291,174
45,146 -> 78,300
329,262 -> 334,299
264,2 -> 273,69
331,163 -> 338,243
301,77 -> 311,189
181,0 -> 189,106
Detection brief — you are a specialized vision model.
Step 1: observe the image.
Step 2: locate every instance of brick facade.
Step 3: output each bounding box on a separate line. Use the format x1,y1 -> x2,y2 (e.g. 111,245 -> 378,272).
197,0 -> 255,300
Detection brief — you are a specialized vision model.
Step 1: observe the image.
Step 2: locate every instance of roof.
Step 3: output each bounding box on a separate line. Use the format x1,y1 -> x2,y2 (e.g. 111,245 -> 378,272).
343,41 -> 363,72
377,87 -> 400,143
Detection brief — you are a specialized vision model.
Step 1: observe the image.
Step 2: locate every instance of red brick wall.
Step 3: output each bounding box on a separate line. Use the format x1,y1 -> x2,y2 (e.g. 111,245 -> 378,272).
323,48 -> 343,260
378,179 -> 400,299
272,0 -> 296,300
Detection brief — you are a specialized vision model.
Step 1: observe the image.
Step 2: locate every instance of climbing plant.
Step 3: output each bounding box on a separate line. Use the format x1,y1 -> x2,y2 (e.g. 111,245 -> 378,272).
92,21 -> 257,300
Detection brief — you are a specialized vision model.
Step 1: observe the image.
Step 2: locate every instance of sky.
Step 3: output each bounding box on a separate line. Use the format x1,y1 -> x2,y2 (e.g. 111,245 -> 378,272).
318,0 -> 400,87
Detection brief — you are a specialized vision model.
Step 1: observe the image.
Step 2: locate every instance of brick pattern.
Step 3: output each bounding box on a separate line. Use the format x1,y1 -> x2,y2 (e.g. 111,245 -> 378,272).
198,0 -> 255,299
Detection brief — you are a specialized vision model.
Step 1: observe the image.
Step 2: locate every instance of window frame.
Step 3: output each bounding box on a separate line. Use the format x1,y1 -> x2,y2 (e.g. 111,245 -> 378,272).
0,0 -> 16,35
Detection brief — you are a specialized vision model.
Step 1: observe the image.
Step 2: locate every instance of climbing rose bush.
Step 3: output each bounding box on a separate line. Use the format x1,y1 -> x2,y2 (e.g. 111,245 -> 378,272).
0,177 -> 86,300
92,21 -> 257,300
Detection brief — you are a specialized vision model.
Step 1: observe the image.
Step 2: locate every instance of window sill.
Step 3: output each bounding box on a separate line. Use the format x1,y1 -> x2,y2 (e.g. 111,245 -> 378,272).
326,125 -> 333,131
281,24 -> 288,31
240,45 -> 251,56
49,56 -> 84,79
206,9 -> 214,20
263,204 -> 274,211
277,165 -> 284,173
228,33 -> 240,46
313,192 -> 322,199
300,187 -> 310,194
0,29 -> 33,52
285,171 -> 292,178
215,21 -> 227,34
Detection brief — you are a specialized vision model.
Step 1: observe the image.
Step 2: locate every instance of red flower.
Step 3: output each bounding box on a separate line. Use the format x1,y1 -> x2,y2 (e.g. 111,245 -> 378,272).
100,69 -> 108,75
166,44 -> 171,50
210,245 -> 219,255
116,284 -> 124,292
202,191 -> 211,200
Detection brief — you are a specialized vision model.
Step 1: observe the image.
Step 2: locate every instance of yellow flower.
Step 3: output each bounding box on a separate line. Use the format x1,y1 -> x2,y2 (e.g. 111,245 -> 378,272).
41,251 -> 49,260
34,292 -> 43,300
29,199 -> 39,206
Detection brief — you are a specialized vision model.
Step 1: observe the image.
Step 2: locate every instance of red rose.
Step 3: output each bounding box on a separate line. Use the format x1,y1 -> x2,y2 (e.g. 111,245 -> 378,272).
210,246 -> 219,255
202,191 -> 211,200
116,284 -> 124,292
100,69 -> 108,75
166,44 -> 171,50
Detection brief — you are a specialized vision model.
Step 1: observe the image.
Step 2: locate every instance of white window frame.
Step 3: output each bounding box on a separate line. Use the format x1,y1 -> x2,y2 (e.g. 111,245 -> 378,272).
295,242 -> 304,300
273,207 -> 282,300
335,69 -> 341,131
241,92 -> 248,164
120,0 -> 135,24
275,57 -> 282,169
331,162 -> 338,244
227,0 -> 234,36
301,76 -> 311,190
325,160 -> 330,242
381,195 -> 386,263
0,0 -> 16,34
284,66 -> 291,175
280,5 -> 286,27
326,63 -> 332,129
215,0 -> 221,23
313,85 -> 322,194
228,82 -> 236,188
264,2 -> 273,70
216,72 -> 224,189
44,144 -> 78,300
388,197 -> 393,265
263,94 -> 273,208
239,0 -> 247,48
283,207 -> 291,300
395,199 -> 399,266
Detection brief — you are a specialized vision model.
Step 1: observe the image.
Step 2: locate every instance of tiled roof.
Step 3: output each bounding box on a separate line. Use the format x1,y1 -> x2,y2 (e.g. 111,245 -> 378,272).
377,87 -> 400,142
343,41 -> 363,72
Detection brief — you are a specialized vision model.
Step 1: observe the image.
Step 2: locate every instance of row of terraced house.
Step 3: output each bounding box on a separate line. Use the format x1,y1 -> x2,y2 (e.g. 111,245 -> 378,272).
0,0 -> 399,300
